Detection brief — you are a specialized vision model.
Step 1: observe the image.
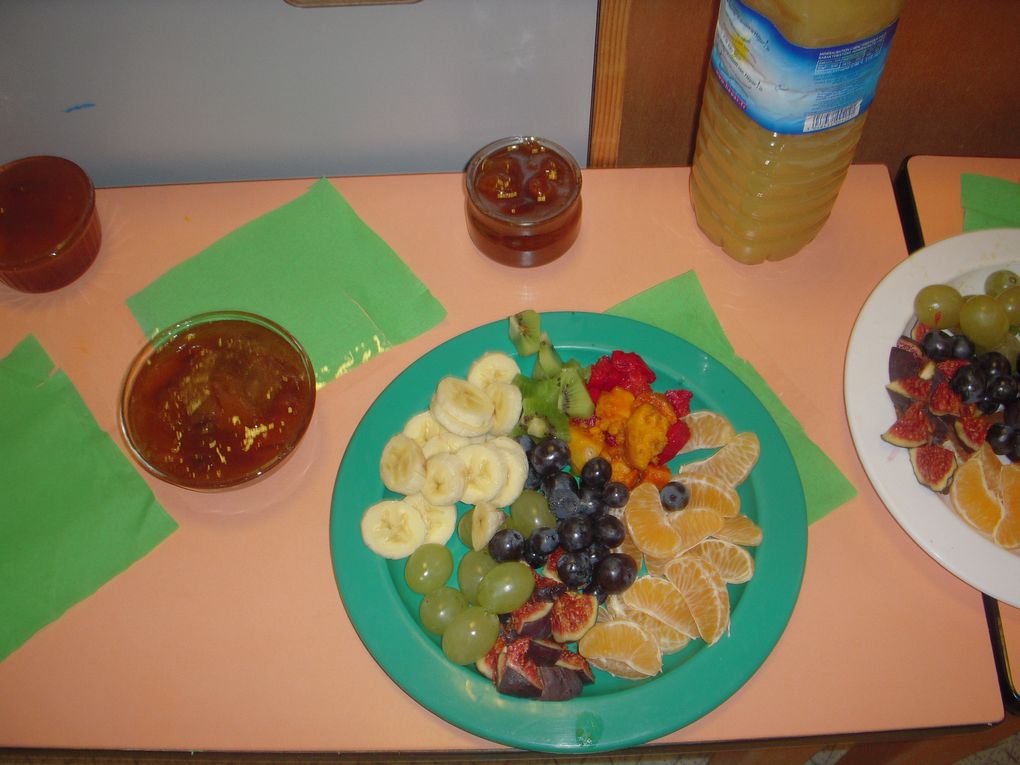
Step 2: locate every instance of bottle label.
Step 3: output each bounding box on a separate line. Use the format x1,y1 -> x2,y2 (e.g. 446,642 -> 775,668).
710,0 -> 898,134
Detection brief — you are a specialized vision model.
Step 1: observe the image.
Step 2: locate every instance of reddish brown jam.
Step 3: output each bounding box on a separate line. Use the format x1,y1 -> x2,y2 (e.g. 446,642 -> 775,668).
0,156 -> 101,293
464,137 -> 582,268
122,316 -> 315,490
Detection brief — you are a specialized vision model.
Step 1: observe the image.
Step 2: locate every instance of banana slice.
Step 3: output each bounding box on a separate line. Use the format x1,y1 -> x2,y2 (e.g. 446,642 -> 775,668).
431,377 -> 495,437
487,381 -> 523,437
404,493 -> 458,546
470,501 -> 506,551
379,433 -> 427,495
361,499 -> 427,559
402,410 -> 445,448
421,430 -> 477,459
458,442 -> 508,504
489,436 -> 529,507
467,351 -> 521,391
421,451 -> 467,506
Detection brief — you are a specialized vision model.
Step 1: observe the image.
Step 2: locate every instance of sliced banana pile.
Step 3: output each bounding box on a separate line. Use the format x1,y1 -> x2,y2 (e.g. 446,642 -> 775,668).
361,352 -> 529,559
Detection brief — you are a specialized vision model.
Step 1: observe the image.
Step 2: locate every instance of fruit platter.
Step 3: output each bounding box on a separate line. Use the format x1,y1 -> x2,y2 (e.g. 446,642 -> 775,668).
331,310 -> 806,753
846,228 -> 1020,608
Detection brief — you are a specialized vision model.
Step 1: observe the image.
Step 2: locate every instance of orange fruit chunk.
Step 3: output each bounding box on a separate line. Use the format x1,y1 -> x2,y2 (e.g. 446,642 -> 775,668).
973,442 -> 1003,496
950,450 -> 1003,534
714,514 -> 763,547
995,463 -> 1020,549
664,555 -> 729,645
619,575 -> 698,638
620,608 -> 691,655
679,411 -> 736,453
577,620 -> 663,679
683,472 -> 741,517
624,482 -> 683,560
691,538 -> 755,584
680,432 -> 760,486
670,506 -> 725,554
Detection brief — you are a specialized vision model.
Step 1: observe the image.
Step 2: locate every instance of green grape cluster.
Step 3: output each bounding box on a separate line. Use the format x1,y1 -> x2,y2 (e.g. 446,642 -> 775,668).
913,269 -> 1020,356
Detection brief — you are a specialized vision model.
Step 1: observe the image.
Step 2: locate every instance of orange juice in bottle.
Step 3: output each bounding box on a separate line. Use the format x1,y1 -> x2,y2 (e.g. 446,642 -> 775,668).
690,0 -> 903,264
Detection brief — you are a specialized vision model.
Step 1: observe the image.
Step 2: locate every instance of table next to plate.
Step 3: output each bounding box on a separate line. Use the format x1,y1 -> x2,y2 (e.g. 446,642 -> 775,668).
902,154 -> 1020,715
0,166 -> 1005,755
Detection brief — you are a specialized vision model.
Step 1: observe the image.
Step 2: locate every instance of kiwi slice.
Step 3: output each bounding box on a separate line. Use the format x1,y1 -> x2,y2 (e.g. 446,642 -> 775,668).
519,396 -> 569,441
533,333 -> 564,380
557,366 -> 595,420
508,310 -> 542,356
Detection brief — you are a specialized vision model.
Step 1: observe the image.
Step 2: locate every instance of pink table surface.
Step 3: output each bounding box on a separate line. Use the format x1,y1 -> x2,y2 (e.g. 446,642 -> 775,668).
0,166 -> 1004,754
905,154 -> 1020,709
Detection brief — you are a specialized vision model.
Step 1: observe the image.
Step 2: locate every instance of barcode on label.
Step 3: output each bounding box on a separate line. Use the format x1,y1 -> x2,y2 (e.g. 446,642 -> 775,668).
803,100 -> 862,132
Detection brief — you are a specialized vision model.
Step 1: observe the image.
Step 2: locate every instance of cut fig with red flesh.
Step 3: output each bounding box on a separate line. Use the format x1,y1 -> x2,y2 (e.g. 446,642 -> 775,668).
537,665 -> 583,702
533,573 -> 567,601
509,597 -> 553,639
886,376 -> 933,411
909,443 -> 957,493
955,415 -> 993,450
495,637 -> 543,698
527,637 -> 563,666
476,634 -> 507,682
556,648 -> 595,685
543,548 -> 564,581
928,380 -> 964,417
882,400 -> 933,448
550,591 -> 599,644
889,343 -> 925,382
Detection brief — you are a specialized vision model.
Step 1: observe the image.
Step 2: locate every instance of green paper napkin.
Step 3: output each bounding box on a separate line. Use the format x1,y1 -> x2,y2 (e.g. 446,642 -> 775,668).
609,272 -> 856,524
0,336 -> 178,662
128,179 -> 446,387
962,174 -> 1020,231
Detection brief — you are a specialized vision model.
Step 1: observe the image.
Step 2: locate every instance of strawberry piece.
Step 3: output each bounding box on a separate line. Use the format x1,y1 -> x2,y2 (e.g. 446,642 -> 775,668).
665,388 -> 693,418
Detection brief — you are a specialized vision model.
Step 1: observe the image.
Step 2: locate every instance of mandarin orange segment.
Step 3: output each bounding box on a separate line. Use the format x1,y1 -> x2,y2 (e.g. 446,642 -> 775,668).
577,619 -> 663,679
624,482 -> 683,560
670,506 -> 725,554
620,575 -> 698,638
664,555 -> 729,645
950,451 -> 1003,534
679,411 -> 736,453
995,463 -> 1020,549
644,554 -> 671,577
682,472 -> 741,517
680,432 -> 760,486
624,609 -> 692,655
974,442 -> 1003,496
691,538 -> 755,584
714,514 -> 763,547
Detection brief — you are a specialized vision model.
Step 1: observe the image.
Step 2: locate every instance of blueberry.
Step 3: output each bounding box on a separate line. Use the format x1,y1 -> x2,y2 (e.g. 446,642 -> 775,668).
580,456 -> 612,489
558,515 -> 594,552
556,551 -> 593,589
602,481 -> 630,509
660,481 -> 691,511
922,329 -> 954,361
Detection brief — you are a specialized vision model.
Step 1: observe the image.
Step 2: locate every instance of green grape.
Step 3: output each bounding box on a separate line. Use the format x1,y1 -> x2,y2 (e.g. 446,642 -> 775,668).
913,284 -> 963,329
457,509 -> 474,547
509,489 -> 557,536
476,561 -> 536,614
404,543 -> 453,595
441,605 -> 500,665
985,269 -> 1020,297
457,549 -> 496,604
996,285 -> 1020,327
419,585 -> 467,635
960,294 -> 1010,348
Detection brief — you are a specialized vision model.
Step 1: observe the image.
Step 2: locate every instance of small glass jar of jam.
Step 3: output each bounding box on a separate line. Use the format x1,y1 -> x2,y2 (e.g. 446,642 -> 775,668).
0,155 -> 102,293
119,311 -> 316,491
464,136 -> 582,268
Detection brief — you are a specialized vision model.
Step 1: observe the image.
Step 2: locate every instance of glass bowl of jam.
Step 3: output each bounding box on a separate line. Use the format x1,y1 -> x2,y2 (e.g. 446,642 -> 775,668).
0,155 -> 102,293
464,136 -> 582,268
119,311 -> 316,491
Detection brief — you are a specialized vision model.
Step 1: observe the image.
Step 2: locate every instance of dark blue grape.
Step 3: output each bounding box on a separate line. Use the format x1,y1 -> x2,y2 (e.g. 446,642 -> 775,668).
602,481 -> 630,509
580,457 -> 612,489
528,526 -> 560,555
987,423 -> 1015,456
556,551 -> 593,589
529,438 -> 570,475
487,528 -> 524,562
978,351 -> 1012,380
951,334 -> 976,360
987,374 -> 1019,405
951,365 -> 986,404
593,514 -> 625,547
558,515 -> 593,552
921,329 -> 953,361
585,541 -> 610,570
594,553 -> 637,595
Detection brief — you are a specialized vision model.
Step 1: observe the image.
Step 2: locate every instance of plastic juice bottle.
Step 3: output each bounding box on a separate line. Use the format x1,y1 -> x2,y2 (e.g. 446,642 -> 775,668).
689,0 -> 903,264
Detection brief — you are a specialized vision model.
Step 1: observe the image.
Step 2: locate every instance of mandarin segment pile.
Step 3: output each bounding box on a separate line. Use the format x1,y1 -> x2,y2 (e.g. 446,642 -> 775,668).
578,411 -> 762,679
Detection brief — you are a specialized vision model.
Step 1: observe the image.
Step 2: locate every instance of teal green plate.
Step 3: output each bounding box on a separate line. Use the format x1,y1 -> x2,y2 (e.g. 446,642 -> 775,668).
330,312 -> 806,753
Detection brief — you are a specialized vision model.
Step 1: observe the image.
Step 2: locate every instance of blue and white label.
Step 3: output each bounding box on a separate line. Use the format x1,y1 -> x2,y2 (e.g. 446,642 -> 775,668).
710,0 -> 897,134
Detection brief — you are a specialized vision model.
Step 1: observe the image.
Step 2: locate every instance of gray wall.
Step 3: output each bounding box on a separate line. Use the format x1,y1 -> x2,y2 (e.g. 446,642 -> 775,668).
1,0 -> 597,188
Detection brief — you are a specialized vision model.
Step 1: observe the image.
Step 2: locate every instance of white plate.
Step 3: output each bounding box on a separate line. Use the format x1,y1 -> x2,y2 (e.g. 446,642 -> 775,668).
845,228 -> 1020,608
